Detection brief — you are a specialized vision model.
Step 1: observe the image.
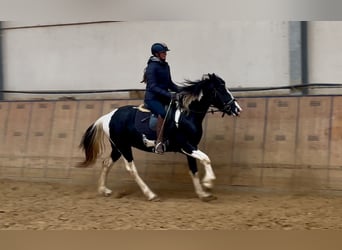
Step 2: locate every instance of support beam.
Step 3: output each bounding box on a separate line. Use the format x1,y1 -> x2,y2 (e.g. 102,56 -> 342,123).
300,21 -> 308,94
0,22 -> 3,100
289,21 -> 309,95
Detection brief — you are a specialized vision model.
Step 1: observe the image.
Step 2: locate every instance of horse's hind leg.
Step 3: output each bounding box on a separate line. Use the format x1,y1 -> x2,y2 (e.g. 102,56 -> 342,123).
98,148 -> 121,196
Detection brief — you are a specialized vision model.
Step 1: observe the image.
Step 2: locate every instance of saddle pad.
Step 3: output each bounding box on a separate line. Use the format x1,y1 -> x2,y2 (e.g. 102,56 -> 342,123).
134,110 -> 157,140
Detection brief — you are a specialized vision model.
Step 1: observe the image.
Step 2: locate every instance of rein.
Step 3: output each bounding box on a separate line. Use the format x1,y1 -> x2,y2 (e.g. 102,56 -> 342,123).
178,96 -> 236,116
183,105 -> 221,114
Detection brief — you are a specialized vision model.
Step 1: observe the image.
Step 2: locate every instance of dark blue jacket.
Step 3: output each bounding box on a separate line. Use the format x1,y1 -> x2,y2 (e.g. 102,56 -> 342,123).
144,56 -> 179,105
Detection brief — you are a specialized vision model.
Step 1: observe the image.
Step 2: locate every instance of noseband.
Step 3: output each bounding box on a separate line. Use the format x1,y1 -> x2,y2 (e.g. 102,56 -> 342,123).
220,98 -> 236,117
212,87 -> 236,116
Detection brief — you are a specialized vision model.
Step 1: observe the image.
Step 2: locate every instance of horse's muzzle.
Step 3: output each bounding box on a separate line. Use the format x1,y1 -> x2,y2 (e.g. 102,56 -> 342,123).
222,99 -> 242,117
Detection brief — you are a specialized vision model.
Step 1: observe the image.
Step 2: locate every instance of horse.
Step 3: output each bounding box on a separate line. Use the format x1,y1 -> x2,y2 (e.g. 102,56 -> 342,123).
78,73 -> 242,201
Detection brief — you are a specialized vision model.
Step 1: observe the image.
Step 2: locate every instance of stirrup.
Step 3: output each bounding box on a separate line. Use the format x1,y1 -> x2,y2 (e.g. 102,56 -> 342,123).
154,142 -> 166,154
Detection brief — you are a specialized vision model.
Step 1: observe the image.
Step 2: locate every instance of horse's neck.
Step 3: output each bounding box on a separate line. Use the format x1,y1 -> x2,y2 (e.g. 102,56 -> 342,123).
187,98 -> 211,122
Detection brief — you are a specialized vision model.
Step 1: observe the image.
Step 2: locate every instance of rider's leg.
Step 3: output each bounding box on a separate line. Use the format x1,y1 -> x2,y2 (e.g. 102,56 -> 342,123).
144,100 -> 167,154
155,115 -> 166,153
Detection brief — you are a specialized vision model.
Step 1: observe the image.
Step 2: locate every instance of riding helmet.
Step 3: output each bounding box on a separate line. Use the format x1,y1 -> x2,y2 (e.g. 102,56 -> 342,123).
151,43 -> 170,55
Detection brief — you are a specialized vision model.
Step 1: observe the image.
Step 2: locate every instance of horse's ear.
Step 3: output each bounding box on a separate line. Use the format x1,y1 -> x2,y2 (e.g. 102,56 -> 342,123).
202,74 -> 210,80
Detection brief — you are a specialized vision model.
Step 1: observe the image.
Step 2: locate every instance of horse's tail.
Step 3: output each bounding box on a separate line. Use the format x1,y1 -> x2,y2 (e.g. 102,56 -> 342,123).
78,122 -> 106,168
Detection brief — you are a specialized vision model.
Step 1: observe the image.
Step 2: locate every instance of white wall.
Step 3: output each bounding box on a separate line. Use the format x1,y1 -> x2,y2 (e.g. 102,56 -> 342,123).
309,21 -> 342,84
2,21 -> 290,93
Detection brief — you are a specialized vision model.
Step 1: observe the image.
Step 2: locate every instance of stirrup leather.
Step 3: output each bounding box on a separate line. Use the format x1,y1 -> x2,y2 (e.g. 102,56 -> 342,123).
154,141 -> 166,154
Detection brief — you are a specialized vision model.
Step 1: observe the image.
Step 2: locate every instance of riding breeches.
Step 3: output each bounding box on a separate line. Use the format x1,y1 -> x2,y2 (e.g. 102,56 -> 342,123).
144,100 -> 167,118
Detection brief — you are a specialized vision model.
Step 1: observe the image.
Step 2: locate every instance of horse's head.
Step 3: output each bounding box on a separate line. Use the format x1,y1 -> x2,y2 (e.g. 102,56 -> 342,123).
202,73 -> 242,116
179,73 -> 242,116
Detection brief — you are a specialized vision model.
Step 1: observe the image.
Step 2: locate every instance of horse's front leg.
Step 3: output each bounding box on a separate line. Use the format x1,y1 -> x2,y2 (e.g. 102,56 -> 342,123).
185,150 -> 216,189
195,150 -> 216,189
186,155 -> 216,201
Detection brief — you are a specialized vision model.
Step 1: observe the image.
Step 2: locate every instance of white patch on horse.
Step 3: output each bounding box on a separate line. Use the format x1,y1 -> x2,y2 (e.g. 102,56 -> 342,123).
181,149 -> 216,189
123,159 -> 158,201
226,88 -> 234,100
198,90 -> 203,101
182,90 -> 203,111
142,134 -> 155,147
189,171 -> 212,198
175,109 -> 181,128
98,157 -> 114,196
234,100 -> 243,114
95,109 -> 117,137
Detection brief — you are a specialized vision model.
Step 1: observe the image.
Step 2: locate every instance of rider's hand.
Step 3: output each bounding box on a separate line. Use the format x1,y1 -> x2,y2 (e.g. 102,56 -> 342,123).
171,92 -> 180,101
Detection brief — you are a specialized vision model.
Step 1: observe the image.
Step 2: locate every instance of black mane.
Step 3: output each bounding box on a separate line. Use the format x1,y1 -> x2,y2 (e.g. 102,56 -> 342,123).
178,74 -> 222,111
179,73 -> 224,96
179,74 -> 210,97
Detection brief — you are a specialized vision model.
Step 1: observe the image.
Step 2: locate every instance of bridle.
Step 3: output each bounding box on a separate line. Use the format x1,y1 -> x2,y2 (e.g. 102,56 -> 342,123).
177,86 -> 236,116
211,87 -> 236,117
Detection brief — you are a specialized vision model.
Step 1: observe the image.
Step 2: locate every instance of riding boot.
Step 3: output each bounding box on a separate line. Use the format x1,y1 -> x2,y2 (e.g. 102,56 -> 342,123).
154,116 -> 166,154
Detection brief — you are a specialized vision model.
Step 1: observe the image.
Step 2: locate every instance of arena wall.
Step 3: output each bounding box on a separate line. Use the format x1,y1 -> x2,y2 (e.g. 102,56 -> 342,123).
1,96 -> 342,193
2,21 -> 290,95
3,21 -> 342,101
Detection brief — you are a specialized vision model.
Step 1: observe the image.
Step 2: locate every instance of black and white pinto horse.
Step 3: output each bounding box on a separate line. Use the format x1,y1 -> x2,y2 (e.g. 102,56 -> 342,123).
79,73 -> 242,201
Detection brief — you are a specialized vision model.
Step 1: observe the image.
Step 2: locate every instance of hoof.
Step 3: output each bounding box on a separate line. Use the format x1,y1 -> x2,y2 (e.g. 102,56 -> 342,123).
203,185 -> 213,192
202,180 -> 214,190
148,195 -> 161,202
103,191 -> 112,197
98,187 -> 112,197
200,195 -> 217,202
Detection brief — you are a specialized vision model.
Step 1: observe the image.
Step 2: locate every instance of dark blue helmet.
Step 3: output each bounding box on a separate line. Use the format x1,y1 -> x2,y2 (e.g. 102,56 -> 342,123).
151,43 -> 170,55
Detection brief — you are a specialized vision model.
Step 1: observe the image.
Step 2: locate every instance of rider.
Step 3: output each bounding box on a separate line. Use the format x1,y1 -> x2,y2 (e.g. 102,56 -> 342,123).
142,42 -> 180,154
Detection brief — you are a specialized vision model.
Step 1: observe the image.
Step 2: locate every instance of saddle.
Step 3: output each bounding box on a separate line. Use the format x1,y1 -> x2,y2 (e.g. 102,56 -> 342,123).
134,104 -> 158,140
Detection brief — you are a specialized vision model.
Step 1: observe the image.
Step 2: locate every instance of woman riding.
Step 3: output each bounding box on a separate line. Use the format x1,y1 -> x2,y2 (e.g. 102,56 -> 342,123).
142,42 -> 179,154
